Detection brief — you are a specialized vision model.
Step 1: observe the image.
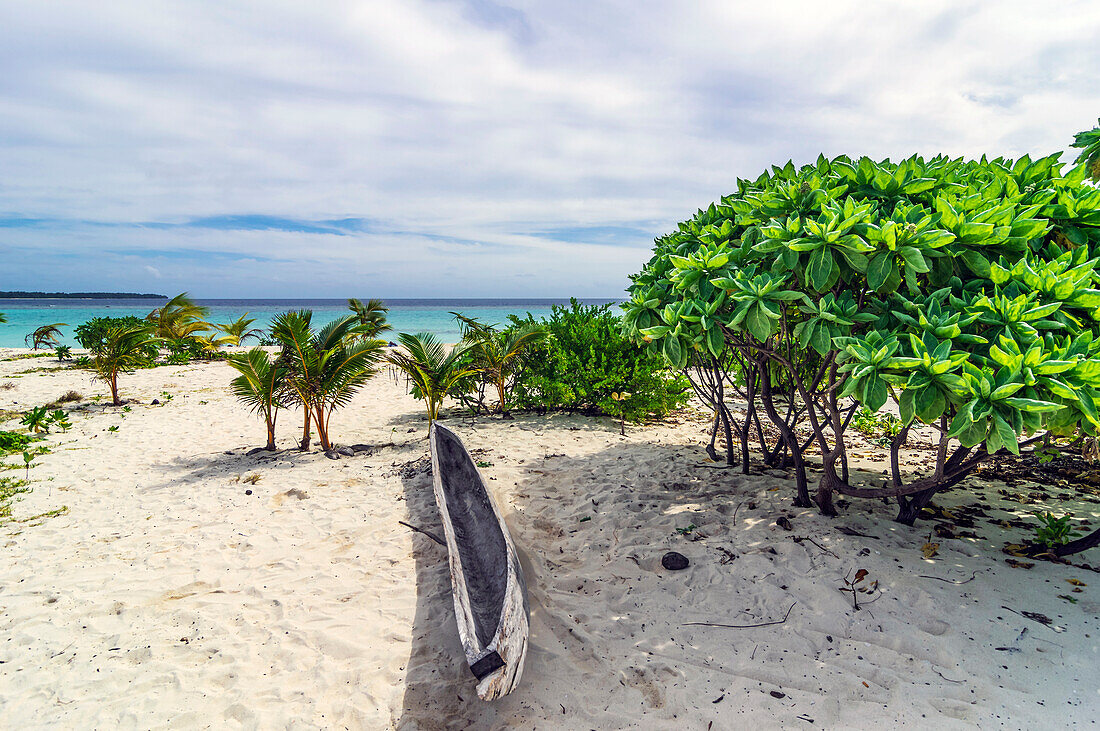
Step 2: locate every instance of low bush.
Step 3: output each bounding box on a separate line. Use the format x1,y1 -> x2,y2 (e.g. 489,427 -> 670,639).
0,431 -> 37,454
505,299 -> 689,422
75,317 -> 158,363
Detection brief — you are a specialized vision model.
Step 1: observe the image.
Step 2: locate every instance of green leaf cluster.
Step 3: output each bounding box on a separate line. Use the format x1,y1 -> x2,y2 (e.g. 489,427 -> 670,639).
625,150 -> 1100,455
506,300 -> 689,422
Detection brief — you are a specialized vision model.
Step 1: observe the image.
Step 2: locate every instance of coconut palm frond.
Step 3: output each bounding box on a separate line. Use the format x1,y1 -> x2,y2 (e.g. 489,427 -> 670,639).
227,348 -> 285,410
214,313 -> 264,344
147,292 -> 211,340
90,324 -> 160,405
452,314 -> 547,414
349,298 -> 390,339
25,323 -> 67,350
388,332 -> 474,422
267,310 -> 382,450
227,348 -> 286,450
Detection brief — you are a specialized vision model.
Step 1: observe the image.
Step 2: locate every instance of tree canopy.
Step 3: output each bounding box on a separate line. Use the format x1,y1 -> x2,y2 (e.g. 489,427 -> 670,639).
624,149 -> 1100,527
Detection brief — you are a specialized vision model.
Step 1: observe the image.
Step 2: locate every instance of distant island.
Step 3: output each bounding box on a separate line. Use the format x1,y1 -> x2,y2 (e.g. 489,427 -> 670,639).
0,291 -> 167,300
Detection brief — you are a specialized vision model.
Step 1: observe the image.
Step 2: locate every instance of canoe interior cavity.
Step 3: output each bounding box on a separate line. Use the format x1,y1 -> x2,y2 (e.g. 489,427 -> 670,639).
435,427 -> 508,649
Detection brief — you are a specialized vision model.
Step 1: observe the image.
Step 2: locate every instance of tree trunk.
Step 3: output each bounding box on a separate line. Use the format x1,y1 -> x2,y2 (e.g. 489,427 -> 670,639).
265,410 -> 277,451
760,367 -> 812,508
815,463 -> 840,517
314,404 -> 331,451
739,367 -> 756,474
300,408 -> 312,451
706,410 -> 720,461
895,486 -> 939,526
110,373 -> 120,406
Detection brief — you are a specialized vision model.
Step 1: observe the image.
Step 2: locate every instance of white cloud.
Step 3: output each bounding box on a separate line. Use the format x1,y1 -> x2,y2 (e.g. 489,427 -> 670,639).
0,0 -> 1098,296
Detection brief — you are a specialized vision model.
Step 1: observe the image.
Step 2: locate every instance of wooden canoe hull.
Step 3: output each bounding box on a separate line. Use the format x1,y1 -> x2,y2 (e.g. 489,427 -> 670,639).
429,423 -> 529,701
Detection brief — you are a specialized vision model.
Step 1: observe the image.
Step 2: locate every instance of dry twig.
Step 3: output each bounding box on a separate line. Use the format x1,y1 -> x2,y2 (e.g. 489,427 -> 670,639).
685,603 -> 796,629
399,520 -> 445,546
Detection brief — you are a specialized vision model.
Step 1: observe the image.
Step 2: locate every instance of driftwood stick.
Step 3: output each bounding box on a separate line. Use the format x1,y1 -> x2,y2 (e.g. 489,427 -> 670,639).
1000,605 -> 1065,633
399,520 -> 445,546
919,571 -> 978,585
933,669 -> 966,684
685,602 -> 796,629
790,535 -> 838,558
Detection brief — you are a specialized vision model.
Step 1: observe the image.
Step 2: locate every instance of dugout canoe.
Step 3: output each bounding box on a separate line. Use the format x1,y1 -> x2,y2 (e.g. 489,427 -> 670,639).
429,422 -> 530,701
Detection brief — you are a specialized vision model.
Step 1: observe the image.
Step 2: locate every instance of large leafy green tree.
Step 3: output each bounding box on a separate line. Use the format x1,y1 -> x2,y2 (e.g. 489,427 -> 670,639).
625,150 -> 1100,529
1072,118 -> 1100,181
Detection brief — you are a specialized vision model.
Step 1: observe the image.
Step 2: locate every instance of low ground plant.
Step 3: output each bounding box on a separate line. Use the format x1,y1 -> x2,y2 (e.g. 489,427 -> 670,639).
0,475 -> 31,524
1033,511 -> 1084,547
0,431 -> 37,454
20,407 -> 50,434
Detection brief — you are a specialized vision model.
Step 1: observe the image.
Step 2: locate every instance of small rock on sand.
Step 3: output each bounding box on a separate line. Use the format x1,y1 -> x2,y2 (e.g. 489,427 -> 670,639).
662,551 -> 689,570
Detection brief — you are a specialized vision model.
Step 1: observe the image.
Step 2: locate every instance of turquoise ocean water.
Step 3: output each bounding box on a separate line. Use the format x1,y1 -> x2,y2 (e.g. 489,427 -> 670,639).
0,298 -> 620,348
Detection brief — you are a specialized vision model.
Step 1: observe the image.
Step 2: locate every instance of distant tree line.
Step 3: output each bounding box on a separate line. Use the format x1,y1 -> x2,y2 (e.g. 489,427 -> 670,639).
0,291 -> 167,299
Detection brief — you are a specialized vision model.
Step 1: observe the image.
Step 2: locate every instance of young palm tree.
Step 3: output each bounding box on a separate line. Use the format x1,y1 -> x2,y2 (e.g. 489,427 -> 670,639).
387,332 -> 474,423
227,348 -> 287,450
194,333 -> 237,358
146,293 -> 210,340
214,314 -> 265,345
25,323 -> 67,350
453,314 -> 547,415
270,310 -> 316,450
90,324 -> 160,405
271,311 -> 384,451
347,298 -> 391,339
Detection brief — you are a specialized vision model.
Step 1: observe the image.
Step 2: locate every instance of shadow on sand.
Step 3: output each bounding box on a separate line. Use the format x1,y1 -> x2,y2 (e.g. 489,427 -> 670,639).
389,414 -> 947,728
395,453 -> 522,730
393,421 -> 732,729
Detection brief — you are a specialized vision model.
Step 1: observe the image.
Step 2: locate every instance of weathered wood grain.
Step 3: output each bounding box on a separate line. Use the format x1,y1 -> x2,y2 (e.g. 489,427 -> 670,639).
429,423 -> 530,701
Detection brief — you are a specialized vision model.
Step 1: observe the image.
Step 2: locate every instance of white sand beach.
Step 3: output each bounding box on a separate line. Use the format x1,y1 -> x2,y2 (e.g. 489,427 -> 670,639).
1,350 -> 1097,729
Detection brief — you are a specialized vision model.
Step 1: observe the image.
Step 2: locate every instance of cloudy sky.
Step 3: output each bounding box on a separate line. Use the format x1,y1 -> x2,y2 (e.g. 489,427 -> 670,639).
2,1 -> 1098,298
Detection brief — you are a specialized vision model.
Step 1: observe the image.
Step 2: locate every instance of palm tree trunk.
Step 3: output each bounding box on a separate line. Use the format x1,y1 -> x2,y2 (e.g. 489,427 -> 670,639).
314,403 -> 331,451
265,407 -> 277,451
110,372 -> 121,406
300,407 -> 311,451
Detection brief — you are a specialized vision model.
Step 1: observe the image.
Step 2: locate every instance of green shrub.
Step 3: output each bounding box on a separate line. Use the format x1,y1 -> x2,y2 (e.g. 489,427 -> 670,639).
0,431 -> 39,454
506,299 -> 688,421
624,148 -> 1100,521
165,337 -> 205,364
75,316 -> 158,363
